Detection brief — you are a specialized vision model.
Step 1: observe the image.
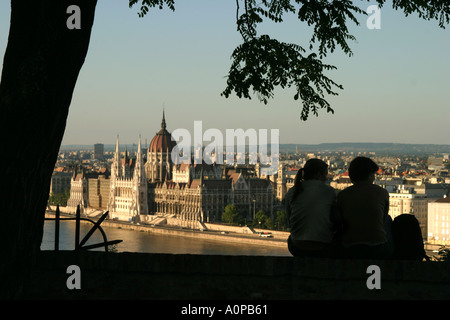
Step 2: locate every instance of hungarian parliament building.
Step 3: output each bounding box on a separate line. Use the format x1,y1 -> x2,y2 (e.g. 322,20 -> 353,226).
65,112 -> 282,226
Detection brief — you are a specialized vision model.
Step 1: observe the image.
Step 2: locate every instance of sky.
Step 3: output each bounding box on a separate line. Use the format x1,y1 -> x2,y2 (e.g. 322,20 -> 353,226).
0,1 -> 449,147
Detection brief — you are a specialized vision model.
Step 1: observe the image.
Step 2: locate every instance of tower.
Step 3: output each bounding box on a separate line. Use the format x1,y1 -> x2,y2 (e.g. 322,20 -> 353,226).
108,136 -> 120,212
108,135 -> 149,220
145,110 -> 177,182
131,135 -> 148,216
277,163 -> 287,201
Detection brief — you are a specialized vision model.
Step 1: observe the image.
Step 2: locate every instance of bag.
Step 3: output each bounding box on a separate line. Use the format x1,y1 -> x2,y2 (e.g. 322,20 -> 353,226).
391,214 -> 429,261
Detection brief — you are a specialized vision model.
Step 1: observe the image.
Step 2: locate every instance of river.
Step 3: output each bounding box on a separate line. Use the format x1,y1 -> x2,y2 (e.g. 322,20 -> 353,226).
40,220 -> 292,256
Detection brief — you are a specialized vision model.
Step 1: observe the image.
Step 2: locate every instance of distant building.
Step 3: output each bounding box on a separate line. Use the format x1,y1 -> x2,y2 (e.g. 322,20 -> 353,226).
275,164 -> 296,201
49,169 -> 72,195
388,184 -> 449,240
427,196 -> 450,245
388,186 -> 430,239
67,167 -> 89,213
94,143 -> 104,160
413,183 -> 450,198
330,173 -> 352,191
88,175 -> 110,209
107,136 -> 148,222
428,156 -> 444,171
105,112 -> 274,225
144,110 -> 176,183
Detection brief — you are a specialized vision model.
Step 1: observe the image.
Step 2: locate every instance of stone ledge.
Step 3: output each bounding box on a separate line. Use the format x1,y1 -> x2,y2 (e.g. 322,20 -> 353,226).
26,251 -> 450,300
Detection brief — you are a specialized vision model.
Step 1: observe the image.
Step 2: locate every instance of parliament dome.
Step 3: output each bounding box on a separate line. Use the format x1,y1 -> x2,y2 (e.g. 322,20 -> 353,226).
149,111 -> 177,153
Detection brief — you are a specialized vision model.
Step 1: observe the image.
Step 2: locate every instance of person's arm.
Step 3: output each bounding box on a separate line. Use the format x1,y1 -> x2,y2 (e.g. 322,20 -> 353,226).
383,189 -> 390,217
284,189 -> 292,228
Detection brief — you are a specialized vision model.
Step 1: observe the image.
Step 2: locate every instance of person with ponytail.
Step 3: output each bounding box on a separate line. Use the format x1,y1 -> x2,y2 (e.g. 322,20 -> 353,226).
284,158 -> 339,258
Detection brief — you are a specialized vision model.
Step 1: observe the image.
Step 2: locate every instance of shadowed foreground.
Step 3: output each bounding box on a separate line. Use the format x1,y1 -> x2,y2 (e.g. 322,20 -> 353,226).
23,251 -> 450,300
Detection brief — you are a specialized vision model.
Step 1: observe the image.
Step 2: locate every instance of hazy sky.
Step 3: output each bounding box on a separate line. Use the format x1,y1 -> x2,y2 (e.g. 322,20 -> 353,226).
1,1 -> 449,146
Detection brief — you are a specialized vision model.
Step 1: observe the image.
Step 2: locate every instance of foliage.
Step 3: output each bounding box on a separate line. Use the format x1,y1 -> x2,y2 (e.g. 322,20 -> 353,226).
222,204 -> 242,225
129,0 -> 449,120
254,209 -> 268,227
254,210 -> 288,230
48,189 -> 70,206
221,35 -> 341,121
254,210 -> 277,229
372,0 -> 450,28
275,210 -> 288,230
129,0 -> 175,17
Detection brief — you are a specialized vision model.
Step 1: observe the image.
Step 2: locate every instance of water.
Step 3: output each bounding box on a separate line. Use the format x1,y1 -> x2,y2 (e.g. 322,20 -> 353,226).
40,221 -> 291,256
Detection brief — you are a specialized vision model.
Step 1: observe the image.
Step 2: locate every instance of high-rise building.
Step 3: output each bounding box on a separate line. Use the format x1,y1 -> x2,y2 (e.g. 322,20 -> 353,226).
94,143 -> 104,160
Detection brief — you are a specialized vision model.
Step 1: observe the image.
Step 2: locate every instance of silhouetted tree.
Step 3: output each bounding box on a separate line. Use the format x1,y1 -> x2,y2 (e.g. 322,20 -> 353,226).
0,0 -> 448,298
132,0 -> 449,120
0,0 -> 97,298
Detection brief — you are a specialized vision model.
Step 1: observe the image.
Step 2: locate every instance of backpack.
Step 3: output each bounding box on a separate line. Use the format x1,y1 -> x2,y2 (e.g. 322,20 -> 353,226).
391,214 -> 429,261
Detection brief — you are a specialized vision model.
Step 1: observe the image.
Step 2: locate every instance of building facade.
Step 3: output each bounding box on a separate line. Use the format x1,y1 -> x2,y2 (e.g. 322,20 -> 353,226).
149,168 -> 273,225
145,110 -> 177,183
104,112 -> 274,225
107,136 -> 148,222
88,175 -> 110,209
388,184 -> 449,240
427,196 -> 450,245
94,143 -> 104,160
49,169 -> 72,195
67,167 -> 89,213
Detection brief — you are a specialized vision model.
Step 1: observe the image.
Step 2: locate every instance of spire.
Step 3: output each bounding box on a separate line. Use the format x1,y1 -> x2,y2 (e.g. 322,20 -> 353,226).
137,134 -> 142,156
115,135 -> 119,153
112,135 -> 120,178
134,135 -> 146,184
161,108 -> 166,130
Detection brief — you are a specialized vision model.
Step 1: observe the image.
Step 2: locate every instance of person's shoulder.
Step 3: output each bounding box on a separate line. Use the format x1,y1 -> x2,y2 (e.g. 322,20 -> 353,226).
367,184 -> 389,199
371,183 -> 388,193
286,187 -> 295,197
337,185 -> 352,199
339,184 -> 355,193
284,187 -> 295,201
324,184 -> 337,194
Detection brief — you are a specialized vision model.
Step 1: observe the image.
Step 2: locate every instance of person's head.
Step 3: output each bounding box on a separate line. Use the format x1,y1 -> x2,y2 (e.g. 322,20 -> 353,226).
348,156 -> 379,183
290,159 -> 328,204
302,158 -> 328,181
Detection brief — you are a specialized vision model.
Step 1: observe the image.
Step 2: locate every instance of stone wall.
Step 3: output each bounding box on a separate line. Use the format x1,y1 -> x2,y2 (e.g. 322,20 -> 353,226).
25,251 -> 450,300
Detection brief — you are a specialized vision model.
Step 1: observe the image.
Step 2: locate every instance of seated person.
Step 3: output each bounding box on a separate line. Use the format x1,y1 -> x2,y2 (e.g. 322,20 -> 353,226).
337,157 -> 393,259
284,159 -> 339,258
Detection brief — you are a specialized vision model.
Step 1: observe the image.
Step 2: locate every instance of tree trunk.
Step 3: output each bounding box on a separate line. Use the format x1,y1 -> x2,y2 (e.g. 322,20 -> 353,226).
0,0 -> 97,298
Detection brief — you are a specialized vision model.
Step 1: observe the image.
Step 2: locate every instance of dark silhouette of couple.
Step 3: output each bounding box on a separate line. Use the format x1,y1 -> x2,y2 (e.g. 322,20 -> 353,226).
285,156 -> 394,259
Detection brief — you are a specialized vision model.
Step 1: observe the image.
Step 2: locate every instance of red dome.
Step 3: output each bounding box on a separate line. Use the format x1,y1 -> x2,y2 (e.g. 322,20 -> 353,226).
149,111 -> 177,153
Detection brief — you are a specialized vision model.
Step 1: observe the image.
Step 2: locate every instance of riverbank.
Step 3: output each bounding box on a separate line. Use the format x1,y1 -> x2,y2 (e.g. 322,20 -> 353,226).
44,210 -> 289,249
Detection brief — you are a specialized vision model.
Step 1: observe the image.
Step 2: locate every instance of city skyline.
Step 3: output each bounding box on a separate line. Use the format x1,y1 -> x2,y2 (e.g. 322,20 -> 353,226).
1,1 -> 449,146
